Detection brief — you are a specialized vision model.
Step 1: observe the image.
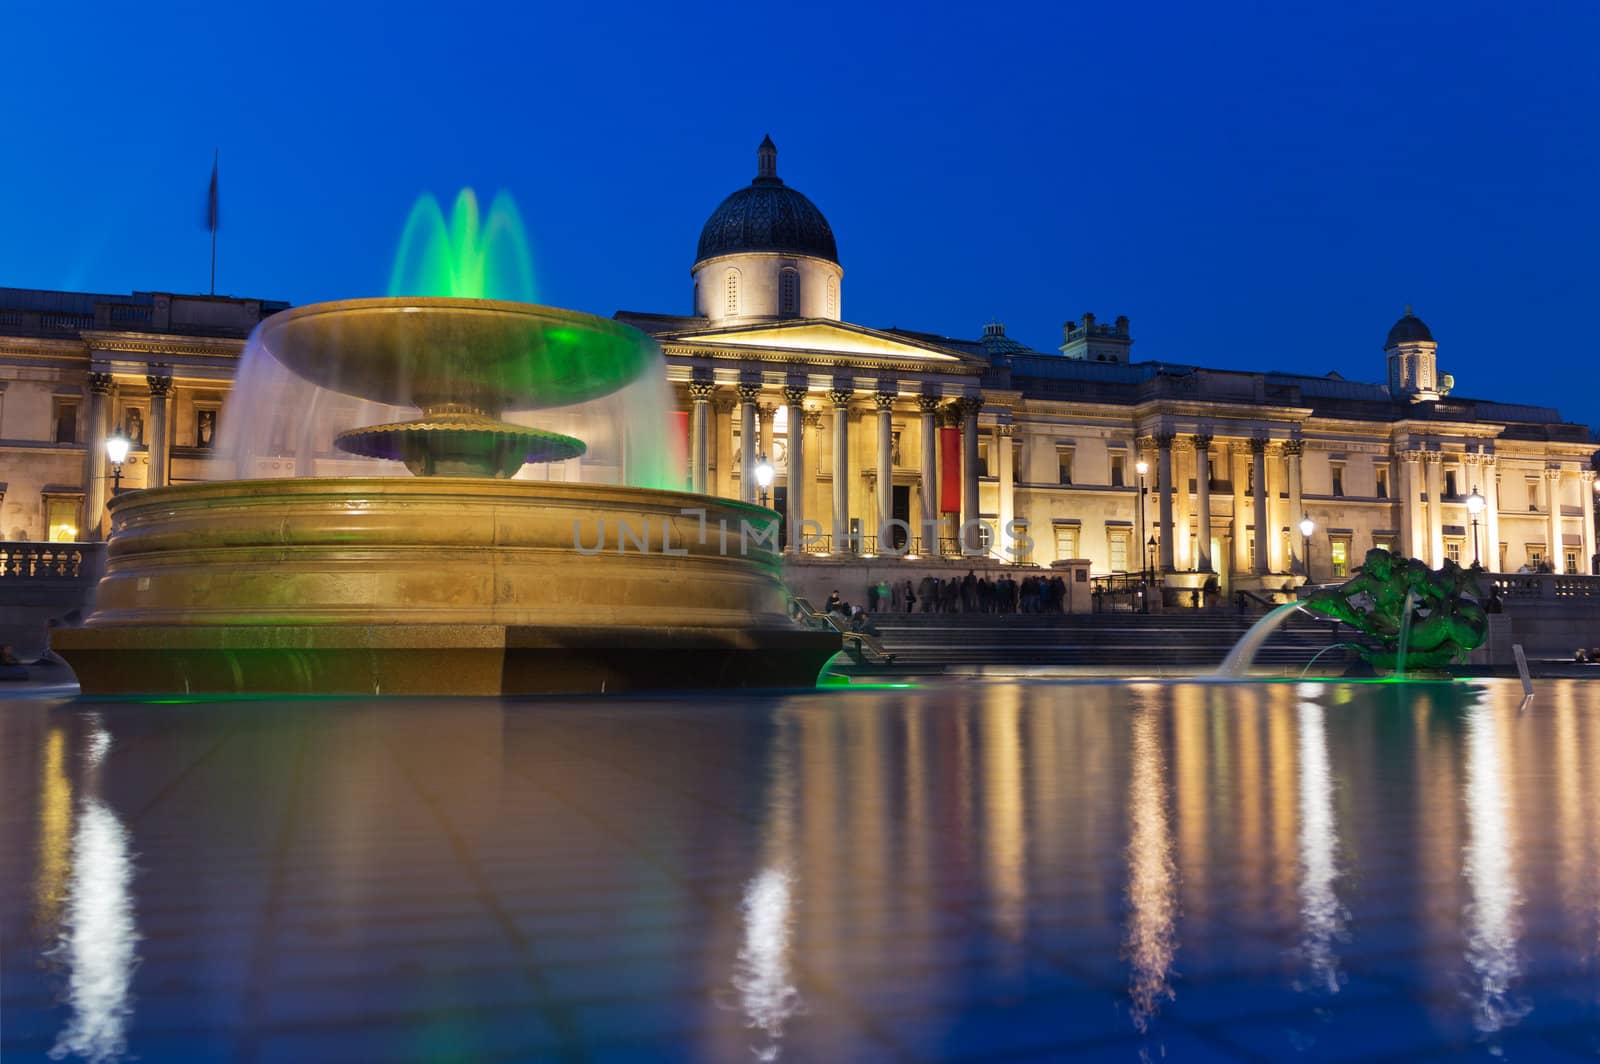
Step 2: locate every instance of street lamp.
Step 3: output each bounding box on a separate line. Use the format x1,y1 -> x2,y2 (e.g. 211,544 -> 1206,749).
1135,458 -> 1150,582
105,426 -> 131,494
1299,514 -> 1315,580
753,453 -> 774,508
1466,488 -> 1484,566
1145,534 -> 1157,603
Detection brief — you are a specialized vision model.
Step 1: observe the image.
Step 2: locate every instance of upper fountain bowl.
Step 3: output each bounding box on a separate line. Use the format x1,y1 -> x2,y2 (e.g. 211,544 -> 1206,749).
256,297 -> 659,415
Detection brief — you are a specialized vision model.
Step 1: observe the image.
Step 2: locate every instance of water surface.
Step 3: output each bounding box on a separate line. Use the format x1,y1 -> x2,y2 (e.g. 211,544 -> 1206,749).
4,680 -> 1599,1062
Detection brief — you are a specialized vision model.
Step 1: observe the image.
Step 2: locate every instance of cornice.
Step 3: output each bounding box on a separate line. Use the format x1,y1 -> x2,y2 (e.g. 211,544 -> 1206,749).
80,330 -> 245,358
659,343 -> 984,377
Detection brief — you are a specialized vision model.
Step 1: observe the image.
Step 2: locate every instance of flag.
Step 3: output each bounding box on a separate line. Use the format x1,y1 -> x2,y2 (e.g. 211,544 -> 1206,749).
205,150 -> 219,233
940,425 -> 961,513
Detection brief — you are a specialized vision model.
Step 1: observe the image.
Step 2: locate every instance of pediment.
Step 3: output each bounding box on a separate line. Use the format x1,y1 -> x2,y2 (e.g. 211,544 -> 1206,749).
665,319 -> 974,365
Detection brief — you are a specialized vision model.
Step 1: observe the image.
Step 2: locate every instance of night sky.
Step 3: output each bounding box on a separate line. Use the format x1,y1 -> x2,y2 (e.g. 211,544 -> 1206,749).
3,1 -> 1596,426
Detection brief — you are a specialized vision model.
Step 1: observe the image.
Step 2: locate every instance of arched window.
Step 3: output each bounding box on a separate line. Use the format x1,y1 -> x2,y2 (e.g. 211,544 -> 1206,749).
725,269 -> 740,316
826,275 -> 837,317
779,268 -> 799,316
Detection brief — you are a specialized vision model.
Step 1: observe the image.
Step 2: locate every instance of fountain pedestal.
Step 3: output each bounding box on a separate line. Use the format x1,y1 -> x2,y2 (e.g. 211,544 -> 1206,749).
55,479 -> 838,695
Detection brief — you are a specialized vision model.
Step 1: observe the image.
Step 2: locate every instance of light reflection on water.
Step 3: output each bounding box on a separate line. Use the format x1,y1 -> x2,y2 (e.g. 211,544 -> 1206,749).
44,719 -> 139,1064
5,679 -> 1599,1061
1295,693 -> 1344,993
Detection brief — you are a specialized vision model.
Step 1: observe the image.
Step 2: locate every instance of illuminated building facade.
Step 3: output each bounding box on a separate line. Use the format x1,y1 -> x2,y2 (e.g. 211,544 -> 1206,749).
2,139 -> 1595,596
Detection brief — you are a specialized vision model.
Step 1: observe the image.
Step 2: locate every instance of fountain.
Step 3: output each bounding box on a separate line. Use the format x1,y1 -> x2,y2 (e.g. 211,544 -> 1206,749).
53,191 -> 839,695
1217,548 -> 1489,677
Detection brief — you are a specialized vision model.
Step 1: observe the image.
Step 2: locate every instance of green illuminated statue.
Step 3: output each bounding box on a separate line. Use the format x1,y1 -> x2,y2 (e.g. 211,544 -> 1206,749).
1301,548 -> 1488,672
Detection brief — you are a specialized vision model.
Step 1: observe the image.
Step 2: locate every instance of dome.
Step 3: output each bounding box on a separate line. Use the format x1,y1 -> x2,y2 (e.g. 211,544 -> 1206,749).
695,137 -> 839,265
1386,306 -> 1434,346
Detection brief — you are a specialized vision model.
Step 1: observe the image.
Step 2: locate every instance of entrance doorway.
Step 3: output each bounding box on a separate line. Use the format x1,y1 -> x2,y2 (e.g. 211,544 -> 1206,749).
890,485 -> 911,550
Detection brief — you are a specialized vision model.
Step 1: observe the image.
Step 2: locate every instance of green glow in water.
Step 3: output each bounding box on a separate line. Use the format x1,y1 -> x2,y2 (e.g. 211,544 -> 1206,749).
388,189 -> 539,301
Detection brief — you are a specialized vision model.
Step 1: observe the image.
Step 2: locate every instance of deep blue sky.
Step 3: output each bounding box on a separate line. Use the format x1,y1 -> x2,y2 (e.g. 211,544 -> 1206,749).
4,1 -> 1596,425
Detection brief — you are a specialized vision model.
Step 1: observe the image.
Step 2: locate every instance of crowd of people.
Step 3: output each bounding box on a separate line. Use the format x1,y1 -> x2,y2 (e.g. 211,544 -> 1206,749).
825,571 -> 1075,618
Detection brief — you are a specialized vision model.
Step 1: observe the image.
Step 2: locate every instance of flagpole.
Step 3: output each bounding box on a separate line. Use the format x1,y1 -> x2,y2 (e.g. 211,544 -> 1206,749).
209,148 -> 218,296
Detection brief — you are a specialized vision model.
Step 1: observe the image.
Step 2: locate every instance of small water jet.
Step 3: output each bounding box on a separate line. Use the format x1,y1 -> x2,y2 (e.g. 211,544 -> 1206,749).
1218,549 -> 1488,677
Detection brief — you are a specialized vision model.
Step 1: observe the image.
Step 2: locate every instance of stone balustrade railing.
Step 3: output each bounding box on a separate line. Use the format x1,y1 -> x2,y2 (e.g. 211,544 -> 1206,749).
1490,572 -> 1600,600
0,541 -> 104,580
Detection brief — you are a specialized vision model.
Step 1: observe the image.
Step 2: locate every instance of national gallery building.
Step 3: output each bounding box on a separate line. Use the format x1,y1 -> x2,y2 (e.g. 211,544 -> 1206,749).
2,138 -> 1595,598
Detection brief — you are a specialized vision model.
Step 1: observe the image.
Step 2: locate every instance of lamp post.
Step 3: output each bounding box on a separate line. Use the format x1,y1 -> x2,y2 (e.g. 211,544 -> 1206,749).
1135,457 -> 1150,583
105,426 -> 131,495
1466,488 -> 1484,566
1144,534 -> 1157,612
753,453 -> 774,508
1299,514 -> 1315,581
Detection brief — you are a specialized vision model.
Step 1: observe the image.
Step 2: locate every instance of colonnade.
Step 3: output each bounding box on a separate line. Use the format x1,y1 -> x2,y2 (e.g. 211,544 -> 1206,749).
682,374 -> 987,555
83,367 -> 174,538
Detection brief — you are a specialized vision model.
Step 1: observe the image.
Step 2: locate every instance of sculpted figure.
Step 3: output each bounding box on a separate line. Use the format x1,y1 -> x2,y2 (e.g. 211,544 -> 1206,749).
1302,548 -> 1488,671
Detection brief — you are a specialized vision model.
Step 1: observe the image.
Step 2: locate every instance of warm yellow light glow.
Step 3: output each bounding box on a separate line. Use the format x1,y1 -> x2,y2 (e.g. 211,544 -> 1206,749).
49,522 -> 78,543
1135,459 -> 1149,476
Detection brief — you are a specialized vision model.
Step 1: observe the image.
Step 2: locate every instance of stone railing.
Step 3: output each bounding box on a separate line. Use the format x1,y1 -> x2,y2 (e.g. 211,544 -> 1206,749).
0,541 -> 103,579
1490,573 -> 1600,600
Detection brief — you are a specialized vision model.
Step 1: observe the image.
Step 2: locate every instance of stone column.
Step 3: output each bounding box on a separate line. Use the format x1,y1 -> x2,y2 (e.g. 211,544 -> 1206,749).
1461,453 -> 1483,566
960,396 -> 983,553
1424,452 -> 1445,567
1251,437 -> 1269,575
1155,433 -> 1175,572
1582,470 -> 1596,573
1545,467 -> 1564,571
737,382 -> 759,503
996,422 -> 1015,553
1399,451 -> 1422,560
713,396 -> 736,497
1285,439 -> 1305,574
917,396 -> 940,553
783,385 -> 807,551
687,379 -> 715,494
1193,434 -> 1213,572
829,383 -> 853,553
1232,442 -> 1250,573
85,371 -> 113,537
146,370 -> 173,489
875,391 -> 895,542
1172,439 -> 1191,570
1483,455 -> 1500,570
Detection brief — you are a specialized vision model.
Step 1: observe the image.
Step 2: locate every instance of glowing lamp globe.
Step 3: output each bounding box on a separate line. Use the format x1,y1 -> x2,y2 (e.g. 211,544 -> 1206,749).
1135,459 -> 1149,476
754,455 -> 775,490
1299,516 -> 1315,538
105,431 -> 131,466
1467,491 -> 1485,516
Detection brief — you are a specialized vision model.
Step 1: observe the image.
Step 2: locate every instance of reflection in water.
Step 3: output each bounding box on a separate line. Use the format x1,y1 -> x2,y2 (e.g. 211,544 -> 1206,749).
34,727 -> 71,932
1295,695 -> 1344,993
733,866 -> 800,1062
731,713 -> 802,1060
1124,700 -> 1177,1032
49,721 -> 139,1064
1462,702 -> 1528,1035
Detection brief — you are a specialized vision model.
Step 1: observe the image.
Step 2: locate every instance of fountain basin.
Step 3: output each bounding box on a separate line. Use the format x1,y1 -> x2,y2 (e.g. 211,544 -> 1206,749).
54,479 -> 838,695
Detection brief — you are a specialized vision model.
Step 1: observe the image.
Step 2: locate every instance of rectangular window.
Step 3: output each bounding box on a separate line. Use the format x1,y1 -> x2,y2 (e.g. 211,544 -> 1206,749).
1375,466 -> 1389,499
1331,462 -> 1345,498
1055,526 -> 1078,561
1248,535 -> 1256,569
1110,454 -> 1125,487
1057,448 -> 1073,485
1527,477 -> 1541,512
1566,550 -> 1579,575
1528,545 -> 1546,569
1372,536 -> 1393,554
53,399 -> 79,444
977,439 -> 991,478
1331,537 -> 1350,578
45,496 -> 81,542
1445,470 -> 1458,498
1109,531 -> 1128,572
1499,542 -> 1508,572
1446,539 -> 1462,564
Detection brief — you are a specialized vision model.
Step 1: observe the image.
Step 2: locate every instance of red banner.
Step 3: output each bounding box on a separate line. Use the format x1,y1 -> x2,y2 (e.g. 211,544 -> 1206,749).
940,426 -> 961,514
671,410 -> 690,488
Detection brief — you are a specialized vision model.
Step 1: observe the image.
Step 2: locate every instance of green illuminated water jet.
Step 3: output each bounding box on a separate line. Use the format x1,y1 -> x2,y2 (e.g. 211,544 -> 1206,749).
389,189 -> 539,302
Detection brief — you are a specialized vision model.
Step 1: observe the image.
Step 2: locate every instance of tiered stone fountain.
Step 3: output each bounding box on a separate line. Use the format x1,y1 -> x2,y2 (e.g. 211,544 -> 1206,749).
56,294 -> 838,695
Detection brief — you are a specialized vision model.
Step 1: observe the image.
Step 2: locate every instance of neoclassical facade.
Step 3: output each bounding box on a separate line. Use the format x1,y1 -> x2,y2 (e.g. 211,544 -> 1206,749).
3,139 -> 1596,597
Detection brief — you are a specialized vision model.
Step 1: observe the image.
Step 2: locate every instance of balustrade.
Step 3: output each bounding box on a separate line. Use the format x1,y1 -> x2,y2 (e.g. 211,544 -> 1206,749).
0,541 -> 101,579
